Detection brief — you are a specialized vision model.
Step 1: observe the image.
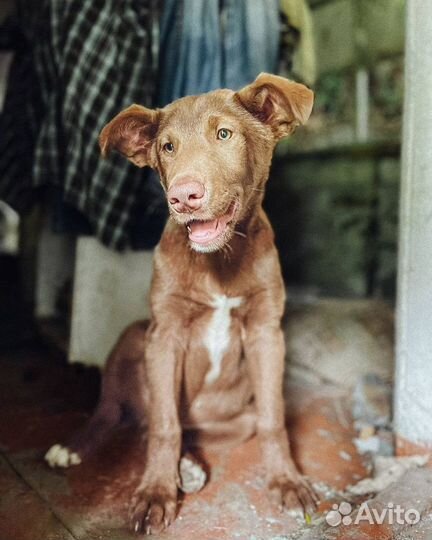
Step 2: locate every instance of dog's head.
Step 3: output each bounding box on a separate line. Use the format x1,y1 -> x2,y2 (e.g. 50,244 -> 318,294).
100,73 -> 313,253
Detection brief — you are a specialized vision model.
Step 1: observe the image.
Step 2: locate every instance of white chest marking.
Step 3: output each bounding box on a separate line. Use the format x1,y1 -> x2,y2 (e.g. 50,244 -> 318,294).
203,294 -> 243,384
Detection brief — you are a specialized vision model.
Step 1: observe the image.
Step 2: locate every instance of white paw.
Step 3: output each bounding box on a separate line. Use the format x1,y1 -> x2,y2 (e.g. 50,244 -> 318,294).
178,456 -> 207,494
45,444 -> 82,468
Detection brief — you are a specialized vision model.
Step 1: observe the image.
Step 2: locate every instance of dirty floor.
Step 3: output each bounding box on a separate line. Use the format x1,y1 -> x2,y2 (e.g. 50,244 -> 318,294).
0,338 -> 431,540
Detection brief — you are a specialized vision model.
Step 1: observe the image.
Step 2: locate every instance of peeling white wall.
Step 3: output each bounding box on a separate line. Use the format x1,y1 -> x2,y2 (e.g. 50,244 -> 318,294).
69,238 -> 153,367
395,0 -> 432,445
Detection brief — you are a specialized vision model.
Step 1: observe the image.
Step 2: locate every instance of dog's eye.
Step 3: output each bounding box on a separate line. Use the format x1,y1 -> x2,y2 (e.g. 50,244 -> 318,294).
163,142 -> 174,153
217,128 -> 232,140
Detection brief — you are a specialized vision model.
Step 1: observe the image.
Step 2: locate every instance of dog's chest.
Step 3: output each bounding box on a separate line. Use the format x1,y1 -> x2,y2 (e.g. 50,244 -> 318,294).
202,294 -> 243,384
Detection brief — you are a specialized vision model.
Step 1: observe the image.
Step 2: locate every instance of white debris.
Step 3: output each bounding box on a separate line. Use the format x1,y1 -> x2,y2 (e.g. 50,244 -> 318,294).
312,481 -> 343,499
353,435 -> 380,454
348,455 -> 429,495
357,424 -> 375,439
339,450 -> 352,461
179,456 -> 207,494
45,444 -> 82,468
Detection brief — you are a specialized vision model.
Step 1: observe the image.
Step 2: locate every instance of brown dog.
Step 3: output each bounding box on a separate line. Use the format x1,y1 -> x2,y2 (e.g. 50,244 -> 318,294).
45,73 -> 317,534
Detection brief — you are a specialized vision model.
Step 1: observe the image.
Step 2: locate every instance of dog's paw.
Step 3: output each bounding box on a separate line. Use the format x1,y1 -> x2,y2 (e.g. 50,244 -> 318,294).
268,474 -> 319,515
178,455 -> 206,494
130,484 -> 178,535
45,444 -> 82,468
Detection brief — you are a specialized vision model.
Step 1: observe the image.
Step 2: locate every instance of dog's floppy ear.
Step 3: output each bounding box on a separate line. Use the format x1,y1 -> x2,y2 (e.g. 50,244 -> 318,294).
99,104 -> 160,168
236,73 -> 314,140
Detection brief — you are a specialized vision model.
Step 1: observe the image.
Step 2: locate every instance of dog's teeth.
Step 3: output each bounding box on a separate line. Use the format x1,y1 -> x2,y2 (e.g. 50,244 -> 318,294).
187,225 -> 192,233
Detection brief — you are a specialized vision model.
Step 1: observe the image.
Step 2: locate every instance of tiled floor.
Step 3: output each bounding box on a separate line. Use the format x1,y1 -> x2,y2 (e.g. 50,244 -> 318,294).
0,342 -> 430,540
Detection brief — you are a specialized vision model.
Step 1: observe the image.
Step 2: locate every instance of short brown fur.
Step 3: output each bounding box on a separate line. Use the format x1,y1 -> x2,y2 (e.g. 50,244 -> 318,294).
55,73 -> 318,535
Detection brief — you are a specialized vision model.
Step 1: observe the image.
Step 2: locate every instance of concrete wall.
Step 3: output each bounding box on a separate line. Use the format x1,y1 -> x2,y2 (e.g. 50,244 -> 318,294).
394,0 -> 432,449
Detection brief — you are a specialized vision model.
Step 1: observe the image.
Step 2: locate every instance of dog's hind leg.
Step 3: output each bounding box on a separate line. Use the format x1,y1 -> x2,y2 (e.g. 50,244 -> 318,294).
45,355 -> 126,468
45,321 -> 149,468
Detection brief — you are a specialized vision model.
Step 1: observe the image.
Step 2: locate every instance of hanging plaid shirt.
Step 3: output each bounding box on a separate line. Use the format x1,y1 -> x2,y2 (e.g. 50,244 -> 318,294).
0,0 -> 299,250
0,0 -> 163,250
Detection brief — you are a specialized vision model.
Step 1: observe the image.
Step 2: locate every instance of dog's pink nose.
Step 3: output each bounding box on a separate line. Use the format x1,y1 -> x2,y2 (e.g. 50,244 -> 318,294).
168,180 -> 205,212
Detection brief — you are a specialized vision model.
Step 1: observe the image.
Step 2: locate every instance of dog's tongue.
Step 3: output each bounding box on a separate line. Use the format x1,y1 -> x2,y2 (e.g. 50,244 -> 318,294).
188,218 -> 220,243
187,204 -> 236,245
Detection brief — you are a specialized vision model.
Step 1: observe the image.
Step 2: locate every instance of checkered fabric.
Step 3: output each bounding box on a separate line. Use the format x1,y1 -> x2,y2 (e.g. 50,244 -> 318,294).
0,0 -> 160,250
0,1 -> 298,249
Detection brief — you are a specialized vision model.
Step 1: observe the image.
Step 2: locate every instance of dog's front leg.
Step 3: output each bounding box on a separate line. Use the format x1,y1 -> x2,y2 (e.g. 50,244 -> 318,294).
244,299 -> 319,515
131,322 -> 183,535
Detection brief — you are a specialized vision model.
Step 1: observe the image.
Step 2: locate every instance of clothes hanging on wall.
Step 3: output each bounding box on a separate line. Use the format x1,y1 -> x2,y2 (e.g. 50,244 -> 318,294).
0,3 -> 43,212
158,0 -> 280,105
0,0 -> 163,250
280,0 -> 316,85
0,0 -> 304,251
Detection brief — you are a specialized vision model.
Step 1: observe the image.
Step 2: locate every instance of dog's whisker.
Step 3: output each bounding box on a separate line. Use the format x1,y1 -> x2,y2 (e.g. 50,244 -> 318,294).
234,230 -> 247,239
222,243 -> 233,260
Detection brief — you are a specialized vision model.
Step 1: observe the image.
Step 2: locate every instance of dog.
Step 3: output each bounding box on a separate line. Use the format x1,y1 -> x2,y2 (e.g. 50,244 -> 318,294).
45,73 -> 318,534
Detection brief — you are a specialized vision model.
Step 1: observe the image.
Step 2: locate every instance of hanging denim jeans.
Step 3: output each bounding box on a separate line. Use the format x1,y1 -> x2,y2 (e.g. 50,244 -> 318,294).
158,0 -> 280,105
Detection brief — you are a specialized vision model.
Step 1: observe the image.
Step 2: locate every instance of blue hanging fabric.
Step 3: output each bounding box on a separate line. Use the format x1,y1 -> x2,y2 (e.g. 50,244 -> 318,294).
158,0 -> 280,105
223,0 -> 280,89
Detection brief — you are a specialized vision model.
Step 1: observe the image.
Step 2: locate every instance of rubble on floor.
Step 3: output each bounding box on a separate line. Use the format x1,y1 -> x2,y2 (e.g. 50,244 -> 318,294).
1,299 -> 431,539
348,455 -> 429,496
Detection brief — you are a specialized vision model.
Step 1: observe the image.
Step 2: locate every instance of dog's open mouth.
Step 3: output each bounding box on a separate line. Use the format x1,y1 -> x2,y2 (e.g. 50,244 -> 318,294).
186,202 -> 237,246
